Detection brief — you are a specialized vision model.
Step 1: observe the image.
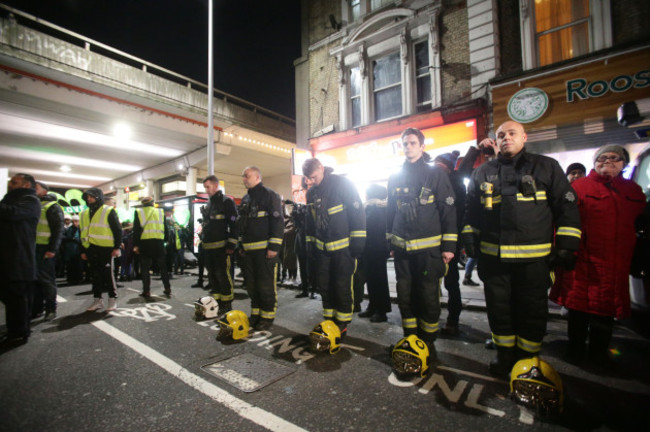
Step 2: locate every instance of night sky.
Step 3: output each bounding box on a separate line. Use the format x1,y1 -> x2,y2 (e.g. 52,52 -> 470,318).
2,0 -> 301,118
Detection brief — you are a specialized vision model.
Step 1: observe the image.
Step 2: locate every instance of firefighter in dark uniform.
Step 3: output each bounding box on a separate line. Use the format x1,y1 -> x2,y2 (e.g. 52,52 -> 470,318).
303,158 -> 366,337
462,120 -> 581,377
387,128 -> 457,356
202,175 -> 238,313
80,188 -> 123,312
239,166 -> 284,331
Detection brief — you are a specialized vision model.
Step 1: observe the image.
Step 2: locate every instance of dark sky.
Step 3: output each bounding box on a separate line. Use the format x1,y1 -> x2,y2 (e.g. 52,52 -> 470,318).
2,0 -> 301,118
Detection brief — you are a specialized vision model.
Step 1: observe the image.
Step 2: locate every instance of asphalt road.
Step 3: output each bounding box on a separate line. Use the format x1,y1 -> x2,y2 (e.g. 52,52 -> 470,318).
1,273 -> 649,431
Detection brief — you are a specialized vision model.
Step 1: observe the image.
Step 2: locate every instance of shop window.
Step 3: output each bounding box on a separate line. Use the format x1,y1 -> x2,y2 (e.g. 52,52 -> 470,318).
535,0 -> 589,66
373,51 -> 402,121
350,66 -> 362,127
415,41 -> 432,113
520,0 -> 612,70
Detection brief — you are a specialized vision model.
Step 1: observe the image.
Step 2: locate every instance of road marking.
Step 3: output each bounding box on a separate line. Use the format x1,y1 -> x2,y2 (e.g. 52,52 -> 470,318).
436,365 -> 507,384
57,295 -> 67,303
91,320 -> 308,432
126,287 -> 166,300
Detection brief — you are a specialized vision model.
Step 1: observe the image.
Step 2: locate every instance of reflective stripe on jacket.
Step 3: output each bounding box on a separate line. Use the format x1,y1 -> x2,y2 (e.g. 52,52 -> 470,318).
80,205 -> 115,248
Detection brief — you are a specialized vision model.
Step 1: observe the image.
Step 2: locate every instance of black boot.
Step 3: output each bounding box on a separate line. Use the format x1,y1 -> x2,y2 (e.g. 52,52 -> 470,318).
489,347 -> 516,378
219,300 -> 232,314
191,280 -> 203,288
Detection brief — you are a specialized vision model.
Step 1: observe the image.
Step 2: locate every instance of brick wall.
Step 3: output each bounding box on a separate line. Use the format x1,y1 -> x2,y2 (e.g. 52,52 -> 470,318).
309,44 -> 340,135
440,1 -> 472,104
612,0 -> 650,46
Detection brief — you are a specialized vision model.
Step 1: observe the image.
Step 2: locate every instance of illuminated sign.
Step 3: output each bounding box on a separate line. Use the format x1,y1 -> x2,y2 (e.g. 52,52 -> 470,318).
566,70 -> 650,102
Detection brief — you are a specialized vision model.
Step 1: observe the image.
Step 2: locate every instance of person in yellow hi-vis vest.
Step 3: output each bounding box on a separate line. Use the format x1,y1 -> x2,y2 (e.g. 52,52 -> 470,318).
33,181 -> 64,321
133,196 -> 171,298
80,188 -> 122,312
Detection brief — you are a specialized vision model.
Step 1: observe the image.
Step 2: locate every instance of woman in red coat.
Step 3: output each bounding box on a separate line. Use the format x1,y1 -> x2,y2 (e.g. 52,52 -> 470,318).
550,144 -> 646,368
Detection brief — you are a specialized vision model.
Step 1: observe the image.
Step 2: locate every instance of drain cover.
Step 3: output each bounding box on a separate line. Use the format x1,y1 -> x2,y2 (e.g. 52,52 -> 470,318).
201,353 -> 296,392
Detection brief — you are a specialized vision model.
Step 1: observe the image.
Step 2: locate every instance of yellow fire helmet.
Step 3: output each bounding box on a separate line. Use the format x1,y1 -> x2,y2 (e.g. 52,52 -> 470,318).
309,320 -> 342,354
510,356 -> 564,415
392,335 -> 430,377
216,310 -> 250,341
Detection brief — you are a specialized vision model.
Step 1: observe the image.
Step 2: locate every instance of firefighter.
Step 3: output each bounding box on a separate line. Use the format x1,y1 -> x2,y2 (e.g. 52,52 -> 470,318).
238,166 -> 284,331
202,175 -> 238,313
462,120 -> 581,377
80,188 -> 123,312
387,128 -> 457,358
303,158 -> 366,338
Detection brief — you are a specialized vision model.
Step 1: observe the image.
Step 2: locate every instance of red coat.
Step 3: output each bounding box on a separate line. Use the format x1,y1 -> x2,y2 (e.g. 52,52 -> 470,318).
550,170 -> 646,318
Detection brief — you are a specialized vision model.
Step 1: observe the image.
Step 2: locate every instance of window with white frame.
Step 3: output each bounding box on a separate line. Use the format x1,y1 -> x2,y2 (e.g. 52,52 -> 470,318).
414,40 -> 431,113
346,0 -> 393,23
520,0 -> 612,70
350,0 -> 361,22
372,51 -> 402,122
350,66 -> 362,127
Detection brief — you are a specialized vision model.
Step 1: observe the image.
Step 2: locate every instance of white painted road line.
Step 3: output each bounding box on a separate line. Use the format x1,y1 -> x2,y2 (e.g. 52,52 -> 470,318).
56,295 -> 67,303
91,320 -> 308,432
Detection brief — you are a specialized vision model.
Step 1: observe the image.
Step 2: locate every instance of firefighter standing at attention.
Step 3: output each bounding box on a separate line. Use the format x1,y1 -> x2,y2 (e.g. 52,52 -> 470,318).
238,166 -> 284,331
303,158 -> 366,339
462,120 -> 581,377
387,127 -> 457,361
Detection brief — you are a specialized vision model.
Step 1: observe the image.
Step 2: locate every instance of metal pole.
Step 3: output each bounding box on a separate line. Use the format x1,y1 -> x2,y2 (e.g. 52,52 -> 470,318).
207,0 -> 215,175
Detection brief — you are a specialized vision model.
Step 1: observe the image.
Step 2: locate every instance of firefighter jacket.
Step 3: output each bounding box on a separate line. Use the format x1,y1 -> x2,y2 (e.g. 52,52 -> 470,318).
36,193 -> 64,252
387,157 -> 457,255
202,190 -> 238,251
305,168 -> 366,255
462,149 -> 581,262
238,183 -> 284,252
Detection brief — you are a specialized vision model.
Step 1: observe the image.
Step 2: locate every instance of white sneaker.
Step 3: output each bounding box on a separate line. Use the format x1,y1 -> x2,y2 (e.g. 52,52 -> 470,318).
106,298 -> 117,311
87,298 -> 104,311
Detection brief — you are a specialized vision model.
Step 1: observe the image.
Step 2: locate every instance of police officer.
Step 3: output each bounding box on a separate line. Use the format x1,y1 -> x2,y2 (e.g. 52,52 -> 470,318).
80,188 -> 123,312
33,181 -> 64,321
462,120 -> 581,377
239,166 -> 284,331
387,128 -> 457,356
133,196 -> 170,298
202,175 -> 238,313
303,158 -> 366,337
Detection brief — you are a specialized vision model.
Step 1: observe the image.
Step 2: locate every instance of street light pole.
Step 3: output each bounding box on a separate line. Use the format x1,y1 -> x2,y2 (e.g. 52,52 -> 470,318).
207,0 -> 214,175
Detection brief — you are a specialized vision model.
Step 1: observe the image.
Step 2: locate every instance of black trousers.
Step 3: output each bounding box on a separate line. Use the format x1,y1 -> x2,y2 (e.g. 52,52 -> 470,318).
394,250 -> 445,340
33,244 -> 58,314
0,281 -> 34,338
479,256 -> 550,354
442,254 -> 461,323
314,248 -> 356,326
86,245 -> 118,299
140,253 -> 170,293
205,248 -> 234,302
567,309 -> 614,359
242,250 -> 278,321
364,250 -> 391,314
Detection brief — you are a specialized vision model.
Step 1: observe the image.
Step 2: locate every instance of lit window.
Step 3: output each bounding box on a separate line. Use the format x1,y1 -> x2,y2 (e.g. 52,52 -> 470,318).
373,52 -> 402,121
535,0 -> 590,66
350,0 -> 361,22
350,67 -> 362,127
415,41 -> 431,112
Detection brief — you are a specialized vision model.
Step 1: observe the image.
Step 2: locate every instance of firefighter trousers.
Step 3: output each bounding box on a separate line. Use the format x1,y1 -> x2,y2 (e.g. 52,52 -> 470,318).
314,248 -> 356,326
242,249 -> 278,321
478,257 -> 551,354
394,250 -> 445,340
205,248 -> 234,302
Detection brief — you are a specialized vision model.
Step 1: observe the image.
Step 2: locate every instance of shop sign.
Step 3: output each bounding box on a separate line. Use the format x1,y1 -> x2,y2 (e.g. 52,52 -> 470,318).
566,70 -> 650,102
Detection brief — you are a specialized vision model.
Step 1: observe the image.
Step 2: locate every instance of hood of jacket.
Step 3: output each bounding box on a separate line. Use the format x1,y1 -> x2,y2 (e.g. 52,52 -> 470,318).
82,187 -> 104,209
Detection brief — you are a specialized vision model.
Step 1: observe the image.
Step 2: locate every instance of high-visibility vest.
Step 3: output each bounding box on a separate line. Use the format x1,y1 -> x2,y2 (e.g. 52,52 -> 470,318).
80,205 -> 115,248
36,201 -> 59,245
174,230 -> 181,249
137,207 -> 164,240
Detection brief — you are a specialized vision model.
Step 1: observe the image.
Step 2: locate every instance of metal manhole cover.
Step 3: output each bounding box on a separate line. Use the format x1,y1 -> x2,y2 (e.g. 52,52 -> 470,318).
201,353 -> 296,392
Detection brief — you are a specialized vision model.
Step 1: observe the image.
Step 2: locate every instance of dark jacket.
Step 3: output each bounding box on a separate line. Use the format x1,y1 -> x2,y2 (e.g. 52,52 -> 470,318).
387,157 -> 457,255
0,187 -> 41,281
364,198 -> 389,256
40,193 -> 65,253
202,190 -> 239,250
463,149 -> 581,262
305,168 -> 366,256
238,183 -> 284,253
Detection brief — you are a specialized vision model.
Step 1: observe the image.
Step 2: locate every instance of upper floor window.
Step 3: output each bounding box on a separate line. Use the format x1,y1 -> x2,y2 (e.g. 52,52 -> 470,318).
347,0 -> 393,23
350,66 -> 362,127
373,51 -> 402,121
414,41 -> 432,113
350,0 -> 361,22
535,0 -> 590,66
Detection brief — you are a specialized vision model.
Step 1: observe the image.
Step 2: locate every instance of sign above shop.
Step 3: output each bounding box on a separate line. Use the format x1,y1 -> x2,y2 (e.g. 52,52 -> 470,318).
566,70 -> 650,102
507,87 -> 549,123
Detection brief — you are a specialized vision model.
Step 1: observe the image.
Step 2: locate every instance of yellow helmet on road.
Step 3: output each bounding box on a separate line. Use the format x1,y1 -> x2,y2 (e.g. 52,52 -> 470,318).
510,357 -> 564,414
309,320 -> 341,354
392,335 -> 429,377
216,310 -> 250,341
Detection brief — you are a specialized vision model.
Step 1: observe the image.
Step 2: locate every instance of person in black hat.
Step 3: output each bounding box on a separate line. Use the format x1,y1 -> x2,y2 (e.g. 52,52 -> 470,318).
566,162 -> 586,184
